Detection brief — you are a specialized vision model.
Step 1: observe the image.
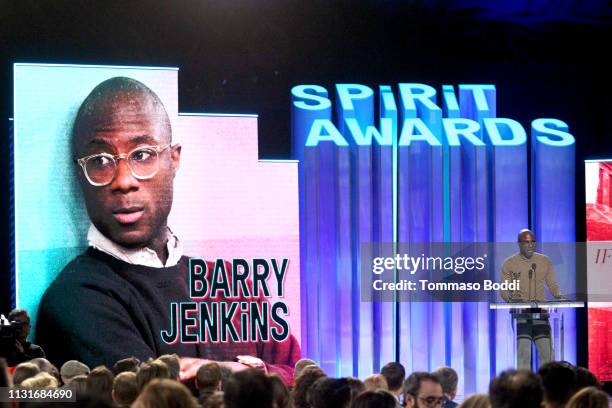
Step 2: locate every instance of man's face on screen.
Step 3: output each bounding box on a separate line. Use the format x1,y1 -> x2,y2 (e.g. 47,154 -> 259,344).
73,90 -> 180,249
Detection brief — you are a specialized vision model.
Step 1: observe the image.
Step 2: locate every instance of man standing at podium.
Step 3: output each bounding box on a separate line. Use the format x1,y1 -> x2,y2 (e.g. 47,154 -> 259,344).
501,229 -> 566,370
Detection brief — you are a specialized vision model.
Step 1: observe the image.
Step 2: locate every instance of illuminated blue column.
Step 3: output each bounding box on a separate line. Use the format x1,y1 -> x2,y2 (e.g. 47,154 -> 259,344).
396,84 -> 415,372
486,117 -> 529,373
374,85 -> 397,369
336,84 -> 375,377
291,85 -> 335,370
531,119 -> 576,364
458,84 -> 496,393
420,87 -> 446,371
443,86 -> 467,385
396,83 -> 443,371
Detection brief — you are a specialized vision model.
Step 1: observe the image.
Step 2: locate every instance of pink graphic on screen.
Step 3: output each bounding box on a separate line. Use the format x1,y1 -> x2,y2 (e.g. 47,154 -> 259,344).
170,114 -> 301,344
586,161 -> 612,381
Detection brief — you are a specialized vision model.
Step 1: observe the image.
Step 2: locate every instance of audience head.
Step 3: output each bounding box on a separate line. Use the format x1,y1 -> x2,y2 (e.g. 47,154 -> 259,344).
295,358 -> 318,379
87,366 -> 114,400
137,360 -> 170,392
69,374 -> 88,393
489,369 -> 543,408
293,364 -> 327,408
219,364 -> 234,391
0,358 -> 10,388
403,372 -> 443,408
538,361 -> 578,407
381,362 -> 406,395
12,362 -> 40,386
68,393 -> 115,408
310,377 -> 352,408
351,389 -> 398,408
269,373 -> 292,408
20,372 -> 59,389
7,309 -> 31,342
458,393 -> 490,408
61,360 -> 90,385
575,367 -> 602,391
363,374 -> 388,391
196,362 -> 222,392
205,392 -> 225,408
346,376 -> 366,403
132,378 -> 197,408
112,356 -> 141,375
156,354 -> 180,381
113,371 -> 139,407
30,357 -> 59,380
433,366 -> 459,402
224,368 -> 273,408
565,386 -> 608,408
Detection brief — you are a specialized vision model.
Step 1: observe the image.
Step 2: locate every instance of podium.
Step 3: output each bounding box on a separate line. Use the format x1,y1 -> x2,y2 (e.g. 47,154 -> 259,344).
489,301 -> 584,363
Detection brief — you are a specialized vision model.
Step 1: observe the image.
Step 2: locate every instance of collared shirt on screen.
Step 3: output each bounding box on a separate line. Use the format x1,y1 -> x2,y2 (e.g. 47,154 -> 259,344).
87,224 -> 183,267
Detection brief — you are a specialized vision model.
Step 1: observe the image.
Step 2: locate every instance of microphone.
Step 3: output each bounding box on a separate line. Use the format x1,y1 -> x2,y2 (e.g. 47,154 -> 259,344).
528,263 -> 536,302
527,264 -> 535,301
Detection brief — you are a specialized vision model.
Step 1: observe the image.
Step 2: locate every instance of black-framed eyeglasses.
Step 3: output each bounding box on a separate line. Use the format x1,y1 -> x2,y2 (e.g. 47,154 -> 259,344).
418,396 -> 448,407
76,144 -> 172,187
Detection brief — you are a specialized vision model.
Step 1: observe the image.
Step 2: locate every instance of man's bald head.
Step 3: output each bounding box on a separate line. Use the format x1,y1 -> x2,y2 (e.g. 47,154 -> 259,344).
517,229 -> 535,242
517,229 -> 536,258
72,77 -> 171,156
71,76 -> 181,254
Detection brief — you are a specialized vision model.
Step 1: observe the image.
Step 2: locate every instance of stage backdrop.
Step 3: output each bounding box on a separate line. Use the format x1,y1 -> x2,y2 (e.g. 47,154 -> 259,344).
293,83 -> 576,395
13,63 -> 301,345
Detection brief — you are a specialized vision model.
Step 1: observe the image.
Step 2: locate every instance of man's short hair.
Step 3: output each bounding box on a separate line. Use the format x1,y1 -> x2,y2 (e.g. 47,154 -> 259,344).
489,369 -> 543,408
309,377 -> 352,408
30,358 -> 59,380
575,366 -> 602,390
293,365 -> 327,408
224,368 -> 274,408
113,371 -> 138,407
112,357 -> 141,375
196,362 -> 222,391
156,354 -> 180,381
403,372 -> 440,397
346,376 -> 366,402
538,361 -> 577,406
60,360 -> 90,384
269,374 -> 291,408
133,378 -> 196,408
294,358 -> 317,379
136,360 -> 169,392
8,309 -> 29,321
380,362 -> 406,391
12,362 -> 40,386
87,366 -> 114,399
433,366 -> 458,396
352,390 -> 398,408
68,374 -> 88,393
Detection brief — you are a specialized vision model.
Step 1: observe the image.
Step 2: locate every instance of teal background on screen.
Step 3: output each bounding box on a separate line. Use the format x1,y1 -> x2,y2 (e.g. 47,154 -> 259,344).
14,64 -> 178,331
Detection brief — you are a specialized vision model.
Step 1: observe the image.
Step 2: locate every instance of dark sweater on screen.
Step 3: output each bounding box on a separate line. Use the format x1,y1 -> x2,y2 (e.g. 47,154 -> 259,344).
36,248 -> 299,378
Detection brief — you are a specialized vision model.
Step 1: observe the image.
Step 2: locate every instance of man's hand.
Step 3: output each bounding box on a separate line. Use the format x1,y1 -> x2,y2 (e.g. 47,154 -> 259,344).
237,355 -> 267,373
179,357 -> 249,381
14,340 -> 25,354
554,295 -> 569,301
